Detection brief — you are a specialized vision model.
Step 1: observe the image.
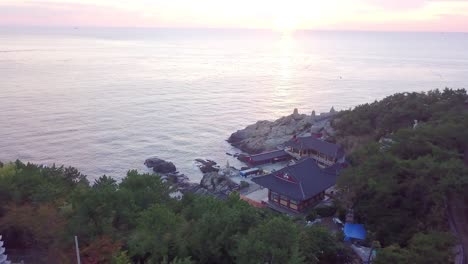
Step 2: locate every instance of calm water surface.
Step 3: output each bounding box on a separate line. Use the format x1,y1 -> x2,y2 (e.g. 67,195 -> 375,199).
1,28 -> 467,181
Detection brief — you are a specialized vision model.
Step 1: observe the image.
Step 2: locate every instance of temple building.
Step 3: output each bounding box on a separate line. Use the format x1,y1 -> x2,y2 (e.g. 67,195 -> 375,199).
252,158 -> 341,212
244,150 -> 292,166
283,136 -> 345,167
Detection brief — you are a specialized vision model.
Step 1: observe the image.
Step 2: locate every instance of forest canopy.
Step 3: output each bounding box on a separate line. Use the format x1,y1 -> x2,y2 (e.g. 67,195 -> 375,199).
0,161 -> 350,264
335,88 -> 468,263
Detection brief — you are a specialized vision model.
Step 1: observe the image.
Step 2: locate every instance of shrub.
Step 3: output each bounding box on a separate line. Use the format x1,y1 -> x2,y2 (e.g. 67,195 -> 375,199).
240,181 -> 250,189
306,211 -> 318,222
314,205 -> 337,217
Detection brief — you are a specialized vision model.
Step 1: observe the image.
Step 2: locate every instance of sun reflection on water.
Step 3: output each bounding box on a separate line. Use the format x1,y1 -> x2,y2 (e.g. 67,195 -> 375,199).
272,33 -> 297,116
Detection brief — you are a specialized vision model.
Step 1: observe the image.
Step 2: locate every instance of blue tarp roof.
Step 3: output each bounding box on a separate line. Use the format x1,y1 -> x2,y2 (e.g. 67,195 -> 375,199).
344,224 -> 366,241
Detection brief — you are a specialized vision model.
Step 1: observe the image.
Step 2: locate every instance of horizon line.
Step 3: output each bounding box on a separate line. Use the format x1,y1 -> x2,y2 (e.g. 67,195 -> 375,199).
1,25 -> 467,34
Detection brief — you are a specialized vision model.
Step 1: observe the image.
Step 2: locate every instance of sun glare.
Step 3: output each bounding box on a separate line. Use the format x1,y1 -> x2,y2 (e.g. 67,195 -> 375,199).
274,13 -> 300,33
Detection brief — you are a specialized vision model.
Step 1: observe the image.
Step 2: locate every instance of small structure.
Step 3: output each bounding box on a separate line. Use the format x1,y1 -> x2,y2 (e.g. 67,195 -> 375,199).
344,223 -> 366,241
283,136 -> 345,167
252,158 -> 340,212
245,150 -> 292,166
310,126 -> 323,138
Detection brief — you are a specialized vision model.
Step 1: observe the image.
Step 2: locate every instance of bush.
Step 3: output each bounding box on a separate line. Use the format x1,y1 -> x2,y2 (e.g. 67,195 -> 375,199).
240,181 -> 250,189
337,207 -> 347,222
314,205 -> 337,217
306,211 -> 318,222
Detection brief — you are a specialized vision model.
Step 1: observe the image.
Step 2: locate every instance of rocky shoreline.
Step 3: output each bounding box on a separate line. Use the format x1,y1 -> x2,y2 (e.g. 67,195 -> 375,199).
144,108 -> 339,198
145,157 -> 240,199
227,108 -> 338,154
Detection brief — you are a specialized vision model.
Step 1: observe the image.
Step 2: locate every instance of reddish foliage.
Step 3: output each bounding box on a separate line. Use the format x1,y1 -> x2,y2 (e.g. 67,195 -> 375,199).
81,236 -> 122,264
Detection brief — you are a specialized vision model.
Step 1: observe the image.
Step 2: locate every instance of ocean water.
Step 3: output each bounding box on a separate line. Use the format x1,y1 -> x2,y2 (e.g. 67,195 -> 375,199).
1,27 -> 467,182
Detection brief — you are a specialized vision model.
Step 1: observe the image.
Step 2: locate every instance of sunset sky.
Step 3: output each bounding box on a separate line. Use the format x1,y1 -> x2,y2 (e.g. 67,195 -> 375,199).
1,0 -> 468,32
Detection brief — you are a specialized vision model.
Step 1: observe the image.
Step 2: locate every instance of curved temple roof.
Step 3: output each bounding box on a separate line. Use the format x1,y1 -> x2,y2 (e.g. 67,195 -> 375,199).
284,136 -> 344,159
252,158 -> 340,201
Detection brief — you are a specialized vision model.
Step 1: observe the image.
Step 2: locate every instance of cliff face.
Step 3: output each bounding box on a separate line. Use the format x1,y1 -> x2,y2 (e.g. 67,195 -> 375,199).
227,108 -> 337,154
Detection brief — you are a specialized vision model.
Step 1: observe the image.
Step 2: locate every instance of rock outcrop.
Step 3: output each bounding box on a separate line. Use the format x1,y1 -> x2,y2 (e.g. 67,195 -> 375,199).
195,159 -> 219,173
144,157 -> 177,174
228,108 -> 337,154
193,172 -> 239,198
143,158 -> 238,199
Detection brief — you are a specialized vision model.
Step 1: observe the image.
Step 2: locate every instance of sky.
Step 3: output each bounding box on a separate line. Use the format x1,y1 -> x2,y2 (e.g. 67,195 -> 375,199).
1,0 -> 468,32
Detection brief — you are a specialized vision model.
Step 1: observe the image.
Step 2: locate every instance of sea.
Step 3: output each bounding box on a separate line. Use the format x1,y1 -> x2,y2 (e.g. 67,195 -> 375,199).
1,27 -> 467,182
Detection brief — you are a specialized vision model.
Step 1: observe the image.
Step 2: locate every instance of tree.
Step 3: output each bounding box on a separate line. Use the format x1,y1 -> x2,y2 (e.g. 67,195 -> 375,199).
234,217 -> 302,264
128,204 -> 182,263
299,226 -> 347,264
81,236 -> 122,264
112,251 -> 132,264
0,203 -> 68,262
119,170 -> 171,210
374,244 -> 410,264
176,194 -> 261,263
407,232 -> 454,264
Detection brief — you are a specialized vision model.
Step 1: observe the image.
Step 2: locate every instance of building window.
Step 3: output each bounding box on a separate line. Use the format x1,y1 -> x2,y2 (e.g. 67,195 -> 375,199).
290,199 -> 298,205
271,192 -> 279,202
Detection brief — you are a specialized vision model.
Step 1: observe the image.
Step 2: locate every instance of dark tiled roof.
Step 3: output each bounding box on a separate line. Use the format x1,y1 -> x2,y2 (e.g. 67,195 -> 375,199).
252,158 -> 340,201
249,150 -> 290,163
284,136 -> 344,159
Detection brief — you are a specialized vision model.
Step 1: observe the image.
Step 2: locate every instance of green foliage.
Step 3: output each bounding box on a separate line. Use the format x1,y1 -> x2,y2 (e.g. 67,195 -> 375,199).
306,211 -> 318,221
299,226 -> 350,264
234,217 -> 302,264
336,88 -> 468,261
333,88 -> 468,139
112,251 -> 132,264
313,205 -> 337,217
407,232 -> 454,264
177,194 -> 261,263
0,160 -> 88,205
168,257 -> 195,264
374,232 -> 454,264
374,244 -> 411,264
239,180 -> 250,189
119,170 -> 172,210
129,204 -> 182,262
0,161 -> 348,263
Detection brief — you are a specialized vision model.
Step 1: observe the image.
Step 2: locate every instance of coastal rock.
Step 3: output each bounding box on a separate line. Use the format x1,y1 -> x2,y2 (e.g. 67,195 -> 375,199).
228,108 -> 338,154
199,172 -> 239,195
144,157 -> 177,174
195,159 -> 219,173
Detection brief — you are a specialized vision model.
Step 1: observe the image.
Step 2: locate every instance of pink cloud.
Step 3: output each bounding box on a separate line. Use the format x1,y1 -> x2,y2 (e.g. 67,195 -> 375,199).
0,2 -> 159,27
366,0 -> 428,10
1,0 -> 467,32
329,14 -> 468,32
